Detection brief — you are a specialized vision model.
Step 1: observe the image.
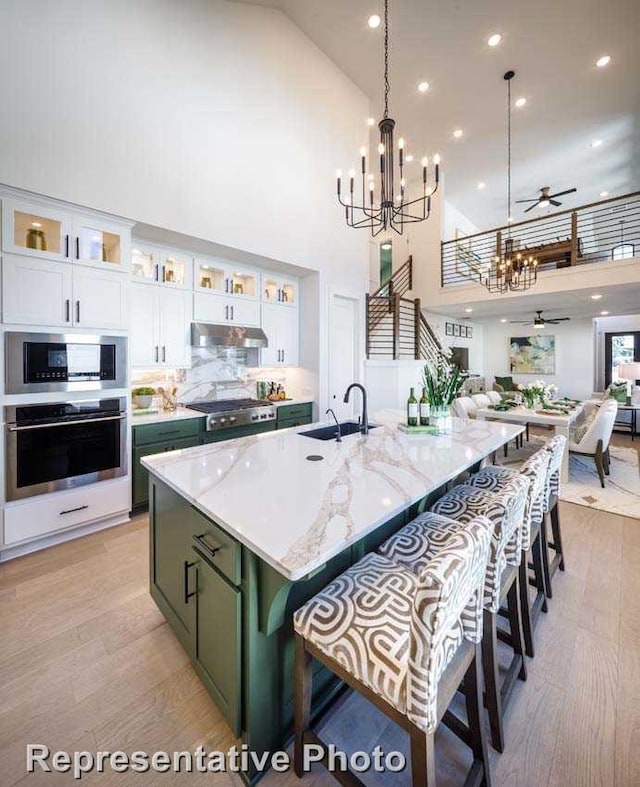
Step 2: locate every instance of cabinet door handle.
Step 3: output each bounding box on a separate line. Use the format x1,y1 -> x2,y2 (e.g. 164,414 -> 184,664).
60,504 -> 89,516
75,237 -> 80,259
75,300 -> 80,323
155,345 -> 159,363
281,349 -> 285,363
155,264 -> 159,282
184,560 -> 197,603
278,289 -> 282,302
162,265 -> 166,283
231,305 -> 234,321
162,345 -> 166,362
65,234 -> 70,258
194,533 -> 221,559
225,305 -> 229,320
65,299 -> 70,323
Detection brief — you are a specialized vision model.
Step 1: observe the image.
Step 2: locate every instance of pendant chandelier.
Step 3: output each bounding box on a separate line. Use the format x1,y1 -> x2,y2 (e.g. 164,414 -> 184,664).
335,0 -> 440,236
482,70 -> 538,293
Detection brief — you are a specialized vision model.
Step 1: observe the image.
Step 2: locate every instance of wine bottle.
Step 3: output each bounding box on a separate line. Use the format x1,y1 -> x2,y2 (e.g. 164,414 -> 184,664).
407,387 -> 418,427
419,387 -> 430,426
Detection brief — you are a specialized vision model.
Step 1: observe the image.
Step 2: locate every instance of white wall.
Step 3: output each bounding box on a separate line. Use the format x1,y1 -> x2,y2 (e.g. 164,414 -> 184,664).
482,319 -> 595,399
442,199 -> 479,242
423,311 -> 484,375
0,0 -> 370,412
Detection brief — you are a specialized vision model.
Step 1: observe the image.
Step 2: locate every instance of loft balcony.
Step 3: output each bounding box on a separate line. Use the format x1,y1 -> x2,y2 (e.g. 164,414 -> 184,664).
436,191 -> 640,307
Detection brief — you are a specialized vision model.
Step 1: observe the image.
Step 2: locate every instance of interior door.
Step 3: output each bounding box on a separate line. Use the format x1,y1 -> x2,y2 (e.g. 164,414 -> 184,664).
329,295 -> 358,420
72,267 -> 128,330
2,254 -> 73,326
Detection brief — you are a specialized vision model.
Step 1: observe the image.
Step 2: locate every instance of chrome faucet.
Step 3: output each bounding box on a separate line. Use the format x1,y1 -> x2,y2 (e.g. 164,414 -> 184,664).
343,383 -> 369,435
325,408 -> 342,442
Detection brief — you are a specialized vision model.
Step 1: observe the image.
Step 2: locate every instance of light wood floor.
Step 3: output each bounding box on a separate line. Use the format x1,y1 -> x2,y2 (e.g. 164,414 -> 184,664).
1,440 -> 639,786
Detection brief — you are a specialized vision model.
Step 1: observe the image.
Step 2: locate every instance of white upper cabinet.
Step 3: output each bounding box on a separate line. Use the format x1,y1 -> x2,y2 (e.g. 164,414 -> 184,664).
2,254 -> 127,329
194,258 -> 258,300
262,275 -> 297,306
129,283 -> 192,368
131,243 -> 162,284
2,197 -> 132,271
2,198 -> 73,263
130,242 -> 192,289
261,302 -> 299,367
193,292 -> 260,327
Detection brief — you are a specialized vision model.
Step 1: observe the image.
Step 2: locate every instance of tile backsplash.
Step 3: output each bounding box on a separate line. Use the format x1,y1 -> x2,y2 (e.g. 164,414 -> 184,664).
131,347 -> 314,404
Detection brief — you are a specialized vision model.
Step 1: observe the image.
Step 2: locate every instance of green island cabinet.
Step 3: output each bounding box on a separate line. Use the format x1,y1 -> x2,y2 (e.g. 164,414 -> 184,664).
148,474 -> 415,785
275,401 -> 312,429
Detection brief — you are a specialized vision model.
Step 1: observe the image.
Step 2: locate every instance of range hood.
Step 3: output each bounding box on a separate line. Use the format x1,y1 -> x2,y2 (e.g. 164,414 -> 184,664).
191,322 -> 268,349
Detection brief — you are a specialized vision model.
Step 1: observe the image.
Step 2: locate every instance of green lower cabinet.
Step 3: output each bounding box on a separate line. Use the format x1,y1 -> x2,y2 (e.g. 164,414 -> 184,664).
192,549 -> 242,737
200,420 -> 276,444
133,435 -> 201,509
276,402 -> 312,430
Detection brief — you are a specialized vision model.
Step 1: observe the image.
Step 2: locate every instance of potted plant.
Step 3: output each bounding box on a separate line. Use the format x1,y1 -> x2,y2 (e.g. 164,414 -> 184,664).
422,357 -> 465,432
518,379 -> 557,409
132,386 -> 156,409
608,380 -> 628,404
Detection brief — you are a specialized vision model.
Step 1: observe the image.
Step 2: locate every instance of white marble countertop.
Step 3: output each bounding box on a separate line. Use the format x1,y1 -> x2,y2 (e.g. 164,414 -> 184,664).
142,411 -> 523,581
131,399 -> 314,426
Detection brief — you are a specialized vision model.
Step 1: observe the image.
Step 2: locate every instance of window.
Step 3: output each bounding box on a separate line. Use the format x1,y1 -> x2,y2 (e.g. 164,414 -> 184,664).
612,243 -> 635,260
605,331 -> 640,387
379,241 -> 392,285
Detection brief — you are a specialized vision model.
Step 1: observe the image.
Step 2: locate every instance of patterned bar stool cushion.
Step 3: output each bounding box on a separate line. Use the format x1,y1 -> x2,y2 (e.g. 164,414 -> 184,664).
294,516 -> 493,733
464,449 -> 550,550
543,435 -> 566,509
428,481 -> 529,612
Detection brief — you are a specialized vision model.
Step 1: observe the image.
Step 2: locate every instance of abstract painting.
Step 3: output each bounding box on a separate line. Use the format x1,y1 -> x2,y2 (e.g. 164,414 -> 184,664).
509,335 -> 556,374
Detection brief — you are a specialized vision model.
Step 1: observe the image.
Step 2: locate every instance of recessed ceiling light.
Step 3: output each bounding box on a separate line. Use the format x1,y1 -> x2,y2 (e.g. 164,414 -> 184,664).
600,190 -> 609,197
500,318 -> 507,323
477,182 -> 486,190
596,55 -> 611,68
590,139 -> 603,148
367,117 -> 375,126
515,97 -> 527,108
367,14 -> 381,29
591,293 -> 603,300
601,310 -> 610,316
31,221 -> 42,228
488,33 -> 502,47
417,81 -> 430,93
464,307 -> 473,313
453,129 -> 464,138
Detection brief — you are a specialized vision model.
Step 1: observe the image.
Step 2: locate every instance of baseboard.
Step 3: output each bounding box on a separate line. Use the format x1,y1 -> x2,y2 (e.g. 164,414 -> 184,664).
0,511 -> 131,562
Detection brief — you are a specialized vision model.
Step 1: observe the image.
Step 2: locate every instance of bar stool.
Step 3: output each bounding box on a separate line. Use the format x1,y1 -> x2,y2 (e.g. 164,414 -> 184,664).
378,477 -> 530,753
462,449 -> 551,656
543,435 -> 567,586
293,516 -> 494,787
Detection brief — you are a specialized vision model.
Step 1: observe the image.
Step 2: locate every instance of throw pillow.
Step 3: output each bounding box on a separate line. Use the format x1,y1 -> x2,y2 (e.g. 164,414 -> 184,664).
495,375 -> 515,391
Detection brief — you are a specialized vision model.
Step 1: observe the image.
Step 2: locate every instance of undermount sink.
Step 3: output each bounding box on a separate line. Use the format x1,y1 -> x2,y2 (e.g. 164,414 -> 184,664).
299,421 -> 378,441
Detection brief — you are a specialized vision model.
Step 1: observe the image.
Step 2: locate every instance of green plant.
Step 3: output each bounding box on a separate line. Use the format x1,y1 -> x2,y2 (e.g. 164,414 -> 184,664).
132,386 -> 156,396
422,356 -> 465,407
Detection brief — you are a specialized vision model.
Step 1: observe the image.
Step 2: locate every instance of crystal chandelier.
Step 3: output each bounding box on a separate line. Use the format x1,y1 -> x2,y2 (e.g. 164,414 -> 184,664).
482,70 -> 538,293
335,0 -> 440,236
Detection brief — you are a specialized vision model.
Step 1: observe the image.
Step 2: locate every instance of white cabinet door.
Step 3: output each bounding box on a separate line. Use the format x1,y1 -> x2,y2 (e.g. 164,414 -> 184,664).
159,289 -> 192,368
279,306 -> 299,366
130,284 -> 159,367
73,215 -> 131,271
228,298 -> 260,327
260,303 -> 281,366
2,198 -> 73,262
2,254 -> 73,326
193,292 -> 228,323
72,267 -> 129,330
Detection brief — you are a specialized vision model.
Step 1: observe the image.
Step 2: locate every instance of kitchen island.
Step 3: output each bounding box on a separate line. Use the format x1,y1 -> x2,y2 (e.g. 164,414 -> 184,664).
142,412 -> 523,783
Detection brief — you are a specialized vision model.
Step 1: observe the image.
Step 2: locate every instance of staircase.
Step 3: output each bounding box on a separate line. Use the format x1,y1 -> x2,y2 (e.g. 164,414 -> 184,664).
366,255 -> 448,366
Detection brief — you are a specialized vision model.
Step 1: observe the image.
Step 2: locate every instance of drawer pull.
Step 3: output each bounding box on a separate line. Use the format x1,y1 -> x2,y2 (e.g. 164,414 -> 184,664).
59,504 -> 89,516
184,560 -> 197,603
157,429 -> 182,437
194,532 -> 221,558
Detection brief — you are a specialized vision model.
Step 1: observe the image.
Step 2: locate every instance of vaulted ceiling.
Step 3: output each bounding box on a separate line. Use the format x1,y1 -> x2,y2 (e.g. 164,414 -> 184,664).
233,0 -> 640,233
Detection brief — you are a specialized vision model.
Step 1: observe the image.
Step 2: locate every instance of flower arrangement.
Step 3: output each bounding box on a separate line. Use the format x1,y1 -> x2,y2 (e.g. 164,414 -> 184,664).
518,379 -> 557,409
422,356 -> 465,407
608,380 -> 628,404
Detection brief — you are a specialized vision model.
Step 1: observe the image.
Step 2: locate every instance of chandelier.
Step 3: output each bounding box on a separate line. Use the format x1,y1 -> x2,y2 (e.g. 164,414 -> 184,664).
335,0 -> 440,236
482,70 -> 538,293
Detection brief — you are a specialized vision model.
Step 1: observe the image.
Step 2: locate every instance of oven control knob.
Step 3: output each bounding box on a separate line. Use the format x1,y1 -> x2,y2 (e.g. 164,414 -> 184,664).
219,418 -> 227,425
251,415 -> 259,420
229,417 -> 237,424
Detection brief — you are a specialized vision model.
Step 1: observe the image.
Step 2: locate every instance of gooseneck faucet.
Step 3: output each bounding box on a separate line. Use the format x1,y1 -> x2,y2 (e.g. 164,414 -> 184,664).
325,408 -> 342,442
343,383 -> 369,435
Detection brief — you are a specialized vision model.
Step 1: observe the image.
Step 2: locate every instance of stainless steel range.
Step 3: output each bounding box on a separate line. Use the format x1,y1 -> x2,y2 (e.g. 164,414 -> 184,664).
186,399 -> 276,432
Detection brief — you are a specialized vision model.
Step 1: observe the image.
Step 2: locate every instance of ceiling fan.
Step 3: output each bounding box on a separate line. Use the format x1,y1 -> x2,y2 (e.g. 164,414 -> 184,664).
510,310 -> 571,328
516,186 -> 577,213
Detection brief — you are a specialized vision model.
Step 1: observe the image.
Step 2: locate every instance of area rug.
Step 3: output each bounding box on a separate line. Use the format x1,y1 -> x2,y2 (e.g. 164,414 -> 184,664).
497,434 -> 640,520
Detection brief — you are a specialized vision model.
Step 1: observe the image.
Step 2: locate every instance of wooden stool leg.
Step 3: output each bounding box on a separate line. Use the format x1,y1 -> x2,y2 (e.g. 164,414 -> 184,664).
294,634 -> 313,778
507,575 -> 527,682
481,609 -> 505,753
540,514 -> 553,600
551,502 -> 565,571
464,644 -> 493,787
519,558 -> 534,658
410,727 -> 436,787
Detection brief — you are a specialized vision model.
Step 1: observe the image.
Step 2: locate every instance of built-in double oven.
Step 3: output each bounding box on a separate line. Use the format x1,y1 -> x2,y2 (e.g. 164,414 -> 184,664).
4,333 -> 129,502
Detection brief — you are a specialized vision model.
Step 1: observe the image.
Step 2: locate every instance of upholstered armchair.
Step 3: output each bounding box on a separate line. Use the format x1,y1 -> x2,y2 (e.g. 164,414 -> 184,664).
568,399 -> 618,487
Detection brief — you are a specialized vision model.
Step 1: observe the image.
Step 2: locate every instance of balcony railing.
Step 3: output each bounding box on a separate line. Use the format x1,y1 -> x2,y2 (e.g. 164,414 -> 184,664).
440,191 -> 640,289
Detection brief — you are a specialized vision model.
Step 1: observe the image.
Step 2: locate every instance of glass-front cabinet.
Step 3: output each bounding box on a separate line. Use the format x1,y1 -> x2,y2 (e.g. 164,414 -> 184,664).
131,244 -> 161,283
130,244 -> 191,288
160,249 -> 192,289
73,216 -> 130,270
195,259 -> 258,299
262,275 -> 297,306
2,198 -> 73,262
